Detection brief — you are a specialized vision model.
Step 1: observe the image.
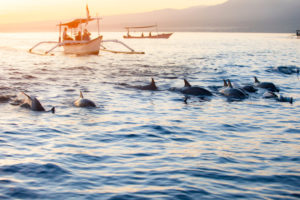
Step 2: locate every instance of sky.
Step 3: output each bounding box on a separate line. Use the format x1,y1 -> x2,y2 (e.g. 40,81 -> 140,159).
0,0 -> 227,24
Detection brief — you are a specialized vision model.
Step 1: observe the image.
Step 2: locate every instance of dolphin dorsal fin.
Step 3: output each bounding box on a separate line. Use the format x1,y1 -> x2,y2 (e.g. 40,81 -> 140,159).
151,78 -> 157,89
80,91 -> 84,98
184,79 -> 191,87
21,92 -> 32,100
223,80 -> 228,87
227,79 -> 233,88
254,76 -> 260,83
151,78 -> 155,86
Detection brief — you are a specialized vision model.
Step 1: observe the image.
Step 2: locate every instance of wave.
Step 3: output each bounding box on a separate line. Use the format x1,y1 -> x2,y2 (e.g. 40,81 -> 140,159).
0,163 -> 70,179
5,187 -> 41,199
0,94 -> 14,103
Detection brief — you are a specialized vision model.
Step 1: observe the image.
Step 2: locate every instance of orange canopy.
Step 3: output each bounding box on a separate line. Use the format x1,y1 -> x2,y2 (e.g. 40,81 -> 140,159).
59,18 -> 95,29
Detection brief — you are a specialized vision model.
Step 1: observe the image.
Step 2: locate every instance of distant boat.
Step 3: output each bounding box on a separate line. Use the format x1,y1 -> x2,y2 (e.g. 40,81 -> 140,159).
123,25 -> 173,39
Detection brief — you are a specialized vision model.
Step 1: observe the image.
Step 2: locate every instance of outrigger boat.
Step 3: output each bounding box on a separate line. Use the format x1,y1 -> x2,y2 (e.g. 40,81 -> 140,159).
29,5 -> 144,55
123,25 -> 173,39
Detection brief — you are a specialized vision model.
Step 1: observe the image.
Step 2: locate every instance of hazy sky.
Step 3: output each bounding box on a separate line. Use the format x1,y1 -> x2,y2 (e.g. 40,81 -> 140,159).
0,0 -> 227,24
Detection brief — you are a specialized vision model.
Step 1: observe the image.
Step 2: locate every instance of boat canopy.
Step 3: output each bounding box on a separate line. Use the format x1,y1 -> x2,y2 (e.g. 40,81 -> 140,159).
59,18 -> 95,29
125,25 -> 157,30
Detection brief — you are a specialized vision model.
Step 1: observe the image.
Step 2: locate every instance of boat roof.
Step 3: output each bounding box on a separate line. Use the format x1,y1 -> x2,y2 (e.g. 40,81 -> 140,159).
59,18 -> 95,29
125,25 -> 157,30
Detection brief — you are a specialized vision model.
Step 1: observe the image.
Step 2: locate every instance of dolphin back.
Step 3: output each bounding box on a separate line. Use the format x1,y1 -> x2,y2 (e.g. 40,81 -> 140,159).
74,99 -> 96,107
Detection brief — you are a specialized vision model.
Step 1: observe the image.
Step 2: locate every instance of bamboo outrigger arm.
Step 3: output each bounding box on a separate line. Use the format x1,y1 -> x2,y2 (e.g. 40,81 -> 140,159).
101,39 -> 145,54
29,41 -> 89,55
28,41 -> 59,55
29,39 -> 145,55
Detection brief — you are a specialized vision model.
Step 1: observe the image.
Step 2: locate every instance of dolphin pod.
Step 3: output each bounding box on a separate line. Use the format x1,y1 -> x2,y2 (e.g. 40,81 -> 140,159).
121,77 -> 292,103
7,76 -> 294,114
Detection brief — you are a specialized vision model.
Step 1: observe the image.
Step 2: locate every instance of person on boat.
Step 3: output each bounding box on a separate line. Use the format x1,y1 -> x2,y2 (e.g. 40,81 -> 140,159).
63,27 -> 73,41
83,29 -> 91,41
75,31 -> 82,41
149,32 -> 152,37
141,32 -> 144,37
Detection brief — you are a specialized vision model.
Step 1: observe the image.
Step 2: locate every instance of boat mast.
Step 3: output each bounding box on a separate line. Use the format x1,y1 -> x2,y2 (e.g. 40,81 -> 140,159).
59,22 -> 62,43
97,13 -> 100,36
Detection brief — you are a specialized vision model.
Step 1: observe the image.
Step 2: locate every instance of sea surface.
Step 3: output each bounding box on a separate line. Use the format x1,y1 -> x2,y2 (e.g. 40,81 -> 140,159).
0,32 -> 299,200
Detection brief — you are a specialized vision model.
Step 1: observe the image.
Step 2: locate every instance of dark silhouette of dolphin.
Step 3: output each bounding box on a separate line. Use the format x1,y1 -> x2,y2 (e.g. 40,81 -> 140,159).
134,78 -> 158,90
223,79 -> 256,93
242,85 -> 257,93
73,91 -> 96,107
263,91 -> 293,104
254,76 -> 279,92
223,79 -> 228,87
276,66 -> 299,75
180,79 -> 212,96
20,92 -> 55,113
219,80 -> 247,99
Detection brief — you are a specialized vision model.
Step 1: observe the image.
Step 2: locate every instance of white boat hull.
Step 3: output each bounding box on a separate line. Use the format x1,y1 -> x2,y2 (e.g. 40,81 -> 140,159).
63,36 -> 102,55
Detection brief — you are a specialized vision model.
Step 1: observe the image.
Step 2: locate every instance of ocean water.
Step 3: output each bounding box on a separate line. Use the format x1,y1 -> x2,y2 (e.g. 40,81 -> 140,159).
0,32 -> 299,200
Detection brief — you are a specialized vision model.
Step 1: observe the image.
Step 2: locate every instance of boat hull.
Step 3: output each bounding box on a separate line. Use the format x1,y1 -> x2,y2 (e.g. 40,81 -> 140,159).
123,33 -> 173,39
63,36 -> 102,55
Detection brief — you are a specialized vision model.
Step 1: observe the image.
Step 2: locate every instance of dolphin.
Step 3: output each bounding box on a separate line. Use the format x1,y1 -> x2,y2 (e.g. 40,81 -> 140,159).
223,78 -> 256,93
73,91 -> 96,107
263,91 -> 278,99
263,91 -> 293,104
223,79 -> 228,87
180,79 -> 212,96
134,78 -> 158,90
276,66 -> 299,75
20,92 -> 55,113
219,80 -> 247,99
254,76 -> 279,92
242,85 -> 257,93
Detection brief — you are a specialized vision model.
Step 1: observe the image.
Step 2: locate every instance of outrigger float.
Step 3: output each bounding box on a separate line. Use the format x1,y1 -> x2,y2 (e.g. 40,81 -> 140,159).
123,25 -> 173,39
29,5 -> 144,55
